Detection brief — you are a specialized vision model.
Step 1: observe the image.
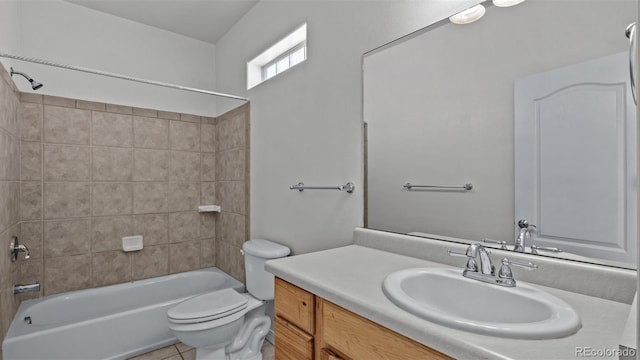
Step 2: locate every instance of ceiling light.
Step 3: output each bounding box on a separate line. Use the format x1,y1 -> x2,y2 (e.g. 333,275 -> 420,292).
449,5 -> 486,25
493,0 -> 526,7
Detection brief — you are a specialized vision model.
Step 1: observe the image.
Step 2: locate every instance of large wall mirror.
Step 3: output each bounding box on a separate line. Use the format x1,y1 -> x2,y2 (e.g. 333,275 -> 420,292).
364,0 -> 638,269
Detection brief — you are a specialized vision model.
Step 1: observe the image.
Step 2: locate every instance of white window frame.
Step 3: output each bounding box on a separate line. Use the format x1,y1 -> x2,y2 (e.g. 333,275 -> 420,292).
247,23 -> 307,89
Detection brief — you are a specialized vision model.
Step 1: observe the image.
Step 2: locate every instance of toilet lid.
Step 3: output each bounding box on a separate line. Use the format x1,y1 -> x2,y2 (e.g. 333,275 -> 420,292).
168,288 -> 248,323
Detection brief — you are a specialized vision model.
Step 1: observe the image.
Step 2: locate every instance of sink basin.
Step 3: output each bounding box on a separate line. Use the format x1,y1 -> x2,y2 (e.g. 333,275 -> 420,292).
382,268 -> 581,339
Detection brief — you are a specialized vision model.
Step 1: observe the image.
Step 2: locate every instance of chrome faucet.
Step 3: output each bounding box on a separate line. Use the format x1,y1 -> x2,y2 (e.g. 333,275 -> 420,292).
449,243 -> 537,287
10,236 -> 30,262
514,219 -> 536,252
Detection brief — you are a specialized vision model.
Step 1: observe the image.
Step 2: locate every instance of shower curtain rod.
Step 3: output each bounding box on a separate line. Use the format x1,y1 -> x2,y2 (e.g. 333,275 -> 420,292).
0,51 -> 249,102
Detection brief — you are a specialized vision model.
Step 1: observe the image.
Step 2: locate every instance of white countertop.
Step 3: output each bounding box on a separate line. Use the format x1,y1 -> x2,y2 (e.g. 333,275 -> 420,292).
266,245 -> 631,360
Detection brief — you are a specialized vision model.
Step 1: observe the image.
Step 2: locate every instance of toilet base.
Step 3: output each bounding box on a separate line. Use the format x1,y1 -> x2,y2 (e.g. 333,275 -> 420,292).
195,346 -> 227,360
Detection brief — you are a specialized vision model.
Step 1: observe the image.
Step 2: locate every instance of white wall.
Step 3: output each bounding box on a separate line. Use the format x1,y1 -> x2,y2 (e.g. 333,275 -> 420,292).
9,0 -> 217,116
215,0 -> 480,254
0,0 -> 22,72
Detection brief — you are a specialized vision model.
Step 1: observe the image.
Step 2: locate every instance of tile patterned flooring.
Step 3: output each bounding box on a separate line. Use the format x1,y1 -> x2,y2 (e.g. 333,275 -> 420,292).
128,341 -> 275,360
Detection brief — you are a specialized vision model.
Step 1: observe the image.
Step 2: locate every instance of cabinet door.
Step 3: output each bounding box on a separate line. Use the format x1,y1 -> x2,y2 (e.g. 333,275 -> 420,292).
319,348 -> 349,360
275,316 -> 314,360
275,278 -> 315,334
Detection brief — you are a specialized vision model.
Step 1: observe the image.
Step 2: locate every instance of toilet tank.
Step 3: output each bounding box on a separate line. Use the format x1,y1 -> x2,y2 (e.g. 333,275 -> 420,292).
242,239 -> 290,300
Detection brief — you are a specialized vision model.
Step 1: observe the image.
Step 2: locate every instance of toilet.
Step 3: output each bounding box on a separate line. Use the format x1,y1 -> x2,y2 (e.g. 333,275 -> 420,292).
167,239 -> 290,360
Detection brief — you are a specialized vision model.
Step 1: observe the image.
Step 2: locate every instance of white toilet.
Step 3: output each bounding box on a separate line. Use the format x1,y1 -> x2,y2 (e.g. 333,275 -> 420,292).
167,239 -> 290,360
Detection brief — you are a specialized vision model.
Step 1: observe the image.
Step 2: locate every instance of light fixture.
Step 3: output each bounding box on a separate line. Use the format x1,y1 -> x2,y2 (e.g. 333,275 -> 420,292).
449,4 -> 486,25
493,0 -> 526,7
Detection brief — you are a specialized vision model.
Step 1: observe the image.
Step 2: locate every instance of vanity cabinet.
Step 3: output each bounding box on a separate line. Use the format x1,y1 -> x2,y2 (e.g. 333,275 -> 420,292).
274,278 -> 452,360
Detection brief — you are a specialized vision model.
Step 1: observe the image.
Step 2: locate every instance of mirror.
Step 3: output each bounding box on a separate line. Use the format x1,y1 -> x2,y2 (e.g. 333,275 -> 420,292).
364,0 -> 638,269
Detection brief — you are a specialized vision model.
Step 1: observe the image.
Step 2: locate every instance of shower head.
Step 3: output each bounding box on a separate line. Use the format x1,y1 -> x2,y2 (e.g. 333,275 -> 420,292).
10,67 -> 43,90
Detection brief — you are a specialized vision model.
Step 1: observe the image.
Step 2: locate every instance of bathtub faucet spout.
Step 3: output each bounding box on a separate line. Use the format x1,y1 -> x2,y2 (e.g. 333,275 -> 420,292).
14,282 -> 40,295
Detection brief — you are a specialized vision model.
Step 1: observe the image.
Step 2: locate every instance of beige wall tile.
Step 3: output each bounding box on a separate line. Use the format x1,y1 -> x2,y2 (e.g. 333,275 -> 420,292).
170,121 -> 200,152
201,240 -> 215,268
133,245 -> 168,280
1,288 -> 16,337
44,255 -> 91,295
202,117 -> 215,125
106,104 -> 133,115
133,214 -> 168,245
0,182 -> 9,233
17,260 -> 43,300
217,181 -> 245,215
92,216 -> 133,252
43,95 -> 75,108
92,251 -> 131,287
201,153 -> 215,181
44,219 -> 91,257
169,151 -> 200,181
167,182 -> 198,212
169,240 -> 200,273
20,182 -> 42,221
133,116 -> 169,149
92,147 -> 133,181
92,183 -> 132,216
216,148 -> 245,181
133,108 -> 157,118
200,213 -> 215,240
169,211 -> 200,243
229,245 -> 245,283
133,149 -> 168,181
43,106 -> 90,145
158,111 -> 179,120
20,93 -> 42,104
133,182 -> 167,214
0,84 -> 19,138
19,103 -> 43,141
201,123 -> 215,152
180,114 -> 201,123
76,100 -> 105,112
20,142 -> 41,181
216,113 -> 246,152
217,212 -> 246,249
9,181 -> 19,227
20,221 -> 43,260
92,112 -> 133,147
215,240 -> 230,275
0,130 -> 19,181
43,144 -> 91,181
200,182 -> 215,204
43,182 -> 90,219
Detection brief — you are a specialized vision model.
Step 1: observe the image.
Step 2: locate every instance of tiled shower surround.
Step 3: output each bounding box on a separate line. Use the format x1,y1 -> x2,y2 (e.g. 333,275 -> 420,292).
16,94 -> 250,299
0,61 -> 251,352
0,65 -> 21,340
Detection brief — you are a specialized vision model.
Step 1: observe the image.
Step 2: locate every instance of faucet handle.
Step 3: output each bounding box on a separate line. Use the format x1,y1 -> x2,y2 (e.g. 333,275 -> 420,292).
517,219 -> 536,229
482,238 -> 508,250
447,249 -> 478,272
530,245 -> 562,255
501,258 -> 538,271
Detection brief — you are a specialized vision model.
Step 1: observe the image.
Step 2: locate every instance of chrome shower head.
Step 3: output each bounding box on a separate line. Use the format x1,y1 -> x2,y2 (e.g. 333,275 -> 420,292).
10,67 -> 43,91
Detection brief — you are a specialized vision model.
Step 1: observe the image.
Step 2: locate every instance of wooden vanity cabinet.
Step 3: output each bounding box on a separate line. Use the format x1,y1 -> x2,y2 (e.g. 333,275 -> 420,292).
274,278 -> 315,360
274,277 -> 453,360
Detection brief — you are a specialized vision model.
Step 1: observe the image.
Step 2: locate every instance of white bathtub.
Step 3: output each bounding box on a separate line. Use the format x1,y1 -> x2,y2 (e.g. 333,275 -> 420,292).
3,267 -> 244,360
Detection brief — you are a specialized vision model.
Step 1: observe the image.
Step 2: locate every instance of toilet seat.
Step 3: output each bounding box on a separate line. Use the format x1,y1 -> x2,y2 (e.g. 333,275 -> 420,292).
168,288 -> 248,324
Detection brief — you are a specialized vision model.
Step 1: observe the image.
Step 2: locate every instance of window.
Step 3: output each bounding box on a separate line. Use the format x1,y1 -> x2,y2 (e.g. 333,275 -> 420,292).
247,24 -> 307,89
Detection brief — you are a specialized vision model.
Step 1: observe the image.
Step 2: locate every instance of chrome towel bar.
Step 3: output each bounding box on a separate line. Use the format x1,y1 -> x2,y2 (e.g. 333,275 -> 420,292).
403,183 -> 473,191
290,182 -> 355,193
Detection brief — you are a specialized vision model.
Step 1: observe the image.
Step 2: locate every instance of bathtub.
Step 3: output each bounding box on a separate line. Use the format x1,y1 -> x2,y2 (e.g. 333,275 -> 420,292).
3,267 -> 244,360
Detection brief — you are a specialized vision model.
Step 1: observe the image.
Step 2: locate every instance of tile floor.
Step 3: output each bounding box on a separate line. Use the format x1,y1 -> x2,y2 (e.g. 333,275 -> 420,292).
128,341 -> 275,360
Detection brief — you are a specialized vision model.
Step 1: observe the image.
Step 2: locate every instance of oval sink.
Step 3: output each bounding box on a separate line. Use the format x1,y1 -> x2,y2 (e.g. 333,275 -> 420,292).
382,268 -> 581,339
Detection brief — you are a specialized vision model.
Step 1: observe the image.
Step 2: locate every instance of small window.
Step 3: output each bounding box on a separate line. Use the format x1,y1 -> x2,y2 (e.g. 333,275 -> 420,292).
247,24 -> 307,89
